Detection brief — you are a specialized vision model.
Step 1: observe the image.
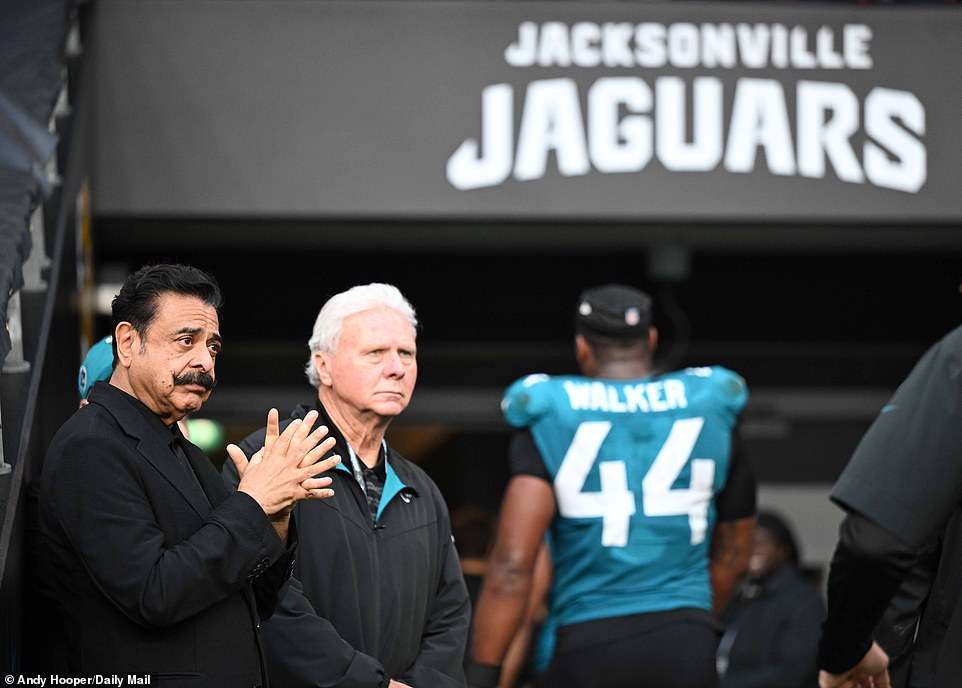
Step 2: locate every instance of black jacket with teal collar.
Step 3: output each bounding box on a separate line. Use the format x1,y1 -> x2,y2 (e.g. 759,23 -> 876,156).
226,402 -> 470,688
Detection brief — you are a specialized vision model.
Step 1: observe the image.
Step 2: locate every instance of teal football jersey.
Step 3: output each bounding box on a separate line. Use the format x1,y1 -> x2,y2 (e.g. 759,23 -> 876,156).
501,366 -> 748,627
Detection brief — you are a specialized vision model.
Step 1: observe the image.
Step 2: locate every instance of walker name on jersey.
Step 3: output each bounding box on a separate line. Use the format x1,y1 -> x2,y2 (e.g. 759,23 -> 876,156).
563,379 -> 688,414
446,20 -> 925,194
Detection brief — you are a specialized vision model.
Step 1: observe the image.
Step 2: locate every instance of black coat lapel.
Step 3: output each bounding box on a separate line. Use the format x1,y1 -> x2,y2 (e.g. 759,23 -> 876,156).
137,425 -> 214,518
89,384 -> 216,518
182,440 -> 229,506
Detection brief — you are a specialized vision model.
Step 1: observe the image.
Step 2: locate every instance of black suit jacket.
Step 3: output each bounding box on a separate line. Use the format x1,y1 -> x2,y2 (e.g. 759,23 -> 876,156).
39,382 -> 294,687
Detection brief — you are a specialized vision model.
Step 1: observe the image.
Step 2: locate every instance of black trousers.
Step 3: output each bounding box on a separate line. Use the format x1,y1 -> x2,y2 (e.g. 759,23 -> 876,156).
536,608 -> 720,688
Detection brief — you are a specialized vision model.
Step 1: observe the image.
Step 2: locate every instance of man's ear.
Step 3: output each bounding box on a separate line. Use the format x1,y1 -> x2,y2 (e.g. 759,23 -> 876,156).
574,334 -> 594,376
313,351 -> 333,387
114,322 -> 137,368
648,327 -> 659,356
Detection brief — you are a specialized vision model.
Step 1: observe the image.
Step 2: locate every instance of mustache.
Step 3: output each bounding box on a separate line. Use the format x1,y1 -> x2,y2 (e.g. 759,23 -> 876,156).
173,371 -> 217,391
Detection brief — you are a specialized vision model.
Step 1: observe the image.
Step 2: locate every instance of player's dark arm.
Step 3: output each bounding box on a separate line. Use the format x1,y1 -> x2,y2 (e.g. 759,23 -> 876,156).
710,516 -> 755,615
467,475 -> 555,688
710,437 -> 757,615
498,542 -> 551,688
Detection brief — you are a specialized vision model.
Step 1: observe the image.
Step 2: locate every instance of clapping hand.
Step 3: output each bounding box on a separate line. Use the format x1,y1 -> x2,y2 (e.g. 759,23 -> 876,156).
229,408 -> 340,518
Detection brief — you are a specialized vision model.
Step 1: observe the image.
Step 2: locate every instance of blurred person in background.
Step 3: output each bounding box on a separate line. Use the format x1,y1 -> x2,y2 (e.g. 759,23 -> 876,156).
451,505 -> 498,610
77,334 -> 115,407
224,282 -> 470,688
452,505 -> 553,688
818,324 -> 962,688
717,509 -> 825,688
466,284 -> 756,688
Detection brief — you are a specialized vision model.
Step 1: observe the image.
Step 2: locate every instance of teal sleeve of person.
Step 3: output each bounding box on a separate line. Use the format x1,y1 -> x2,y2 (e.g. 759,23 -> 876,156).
501,373 -> 552,427
685,365 -> 748,418
720,368 -> 749,409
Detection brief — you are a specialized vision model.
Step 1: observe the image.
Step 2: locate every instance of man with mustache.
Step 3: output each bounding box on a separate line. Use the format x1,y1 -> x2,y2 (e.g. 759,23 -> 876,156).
40,263 -> 340,686
224,282 -> 470,687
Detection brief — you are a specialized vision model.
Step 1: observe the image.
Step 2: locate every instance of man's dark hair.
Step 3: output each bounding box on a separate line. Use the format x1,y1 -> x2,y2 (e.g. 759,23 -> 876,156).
111,264 -> 223,362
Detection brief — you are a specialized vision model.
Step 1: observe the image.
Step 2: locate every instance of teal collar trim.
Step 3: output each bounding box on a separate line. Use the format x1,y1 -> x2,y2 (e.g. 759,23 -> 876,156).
335,453 -> 409,521
378,458 -> 407,520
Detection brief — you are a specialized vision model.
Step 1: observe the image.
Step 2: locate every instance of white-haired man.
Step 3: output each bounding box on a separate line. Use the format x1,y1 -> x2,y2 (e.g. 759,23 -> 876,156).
224,283 -> 470,688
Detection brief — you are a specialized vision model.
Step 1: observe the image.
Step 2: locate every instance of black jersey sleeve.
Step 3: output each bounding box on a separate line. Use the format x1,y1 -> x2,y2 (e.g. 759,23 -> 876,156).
817,509 -> 917,674
715,434 -> 756,522
507,429 -> 551,482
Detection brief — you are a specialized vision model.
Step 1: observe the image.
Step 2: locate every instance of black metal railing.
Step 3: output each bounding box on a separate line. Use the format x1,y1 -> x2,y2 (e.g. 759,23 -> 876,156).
0,0 -> 92,673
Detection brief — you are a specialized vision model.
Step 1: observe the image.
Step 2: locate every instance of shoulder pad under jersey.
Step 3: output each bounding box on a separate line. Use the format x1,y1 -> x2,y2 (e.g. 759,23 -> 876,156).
501,373 -> 553,427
